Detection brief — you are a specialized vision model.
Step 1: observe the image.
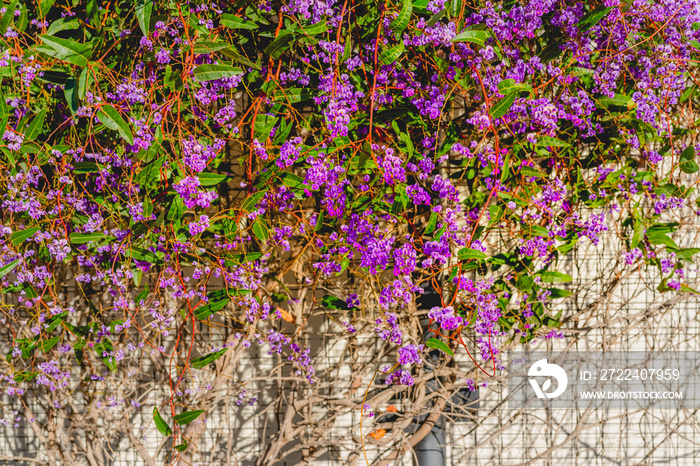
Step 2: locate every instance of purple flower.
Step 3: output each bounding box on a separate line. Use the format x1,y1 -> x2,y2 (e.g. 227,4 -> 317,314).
398,344 -> 424,365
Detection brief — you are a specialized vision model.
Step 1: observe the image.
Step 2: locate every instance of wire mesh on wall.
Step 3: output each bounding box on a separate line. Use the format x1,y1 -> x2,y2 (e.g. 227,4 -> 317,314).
1,226 -> 699,466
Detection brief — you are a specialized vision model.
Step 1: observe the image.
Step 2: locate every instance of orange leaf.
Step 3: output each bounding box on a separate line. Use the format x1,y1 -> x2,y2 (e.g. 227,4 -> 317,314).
277,307 -> 294,323
369,429 -> 386,440
386,406 -> 398,413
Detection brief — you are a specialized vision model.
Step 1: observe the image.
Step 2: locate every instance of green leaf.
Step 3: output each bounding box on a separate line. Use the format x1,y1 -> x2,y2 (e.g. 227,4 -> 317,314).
251,218 -> 269,243
426,338 -> 454,357
489,92 -> 516,119
220,13 -> 258,29
78,66 -> 94,100
424,211 -> 438,235
39,336 -> 60,353
198,172 -> 229,186
135,0 -> 153,35
153,407 -> 172,436
488,204 -> 505,226
452,29 -> 490,47
273,88 -> 312,103
539,271 -> 572,283
39,35 -> 91,67
671,247 -> 700,260
390,0 -> 412,34
97,105 -> 134,145
536,136 -> 571,148
39,0 -> 56,17
64,77 -> 79,115
500,153 -> 510,183
139,156 -> 166,185
264,32 -> 295,59
219,47 -> 260,70
11,227 -> 39,246
174,441 -> 188,452
0,259 -> 20,279
681,145 -> 696,162
191,348 -> 227,369
174,410 -> 204,425
496,79 -> 532,96
0,0 -> 18,32
548,288 -> 572,299
425,8 -> 445,27
379,43 -> 404,65
321,295 -> 350,310
194,298 -> 230,320
46,17 -> 80,36
69,232 -> 106,244
647,232 -> 677,249
25,110 -> 47,141
680,160 -> 699,174
164,65 -> 184,91
520,166 -> 543,178
577,6 -> 612,32
280,172 -> 306,190
193,65 -> 244,82
458,248 -> 487,260
242,190 -> 268,212
516,275 -> 535,291
302,20 -> 327,36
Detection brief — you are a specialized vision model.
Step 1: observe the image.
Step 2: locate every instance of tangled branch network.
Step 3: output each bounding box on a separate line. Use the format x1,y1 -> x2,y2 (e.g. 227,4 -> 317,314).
1,0 -> 700,463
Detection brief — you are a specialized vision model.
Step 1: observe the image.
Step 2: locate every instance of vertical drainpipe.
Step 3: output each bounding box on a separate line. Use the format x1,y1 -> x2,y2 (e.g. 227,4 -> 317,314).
414,283 -> 446,466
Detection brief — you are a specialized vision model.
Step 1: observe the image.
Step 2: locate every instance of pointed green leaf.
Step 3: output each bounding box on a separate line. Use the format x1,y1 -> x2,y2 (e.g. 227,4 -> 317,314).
198,172 -> 229,186
0,0 -> 18,32
194,298 -> 230,320
578,6 -> 612,32
64,77 -> 79,115
69,232 -> 106,244
174,441 -> 188,452
220,13 -> 258,29
219,47 -> 260,70
153,407 -> 172,436
135,0 -> 153,35
39,35 -> 91,67
25,110 -> 47,141
681,145 -> 696,162
264,32 -> 295,59
452,29 -> 490,47
97,105 -> 134,145
489,92 -> 516,119
520,166 -> 543,178
191,348 -> 227,369
78,66 -> 94,100
174,410 -> 204,425
241,190 -> 268,212
379,43 -> 404,65
251,218 -> 269,243
426,338 -> 454,357
539,271 -> 572,283
11,227 -> 39,246
536,136 -> 571,148
321,295 -> 350,310
46,17 -> 80,36
0,259 -> 20,279
302,20 -> 327,36
496,79 -> 532,96
458,248 -> 487,260
390,0 -> 412,34
39,0 -> 56,17
193,64 -> 244,82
